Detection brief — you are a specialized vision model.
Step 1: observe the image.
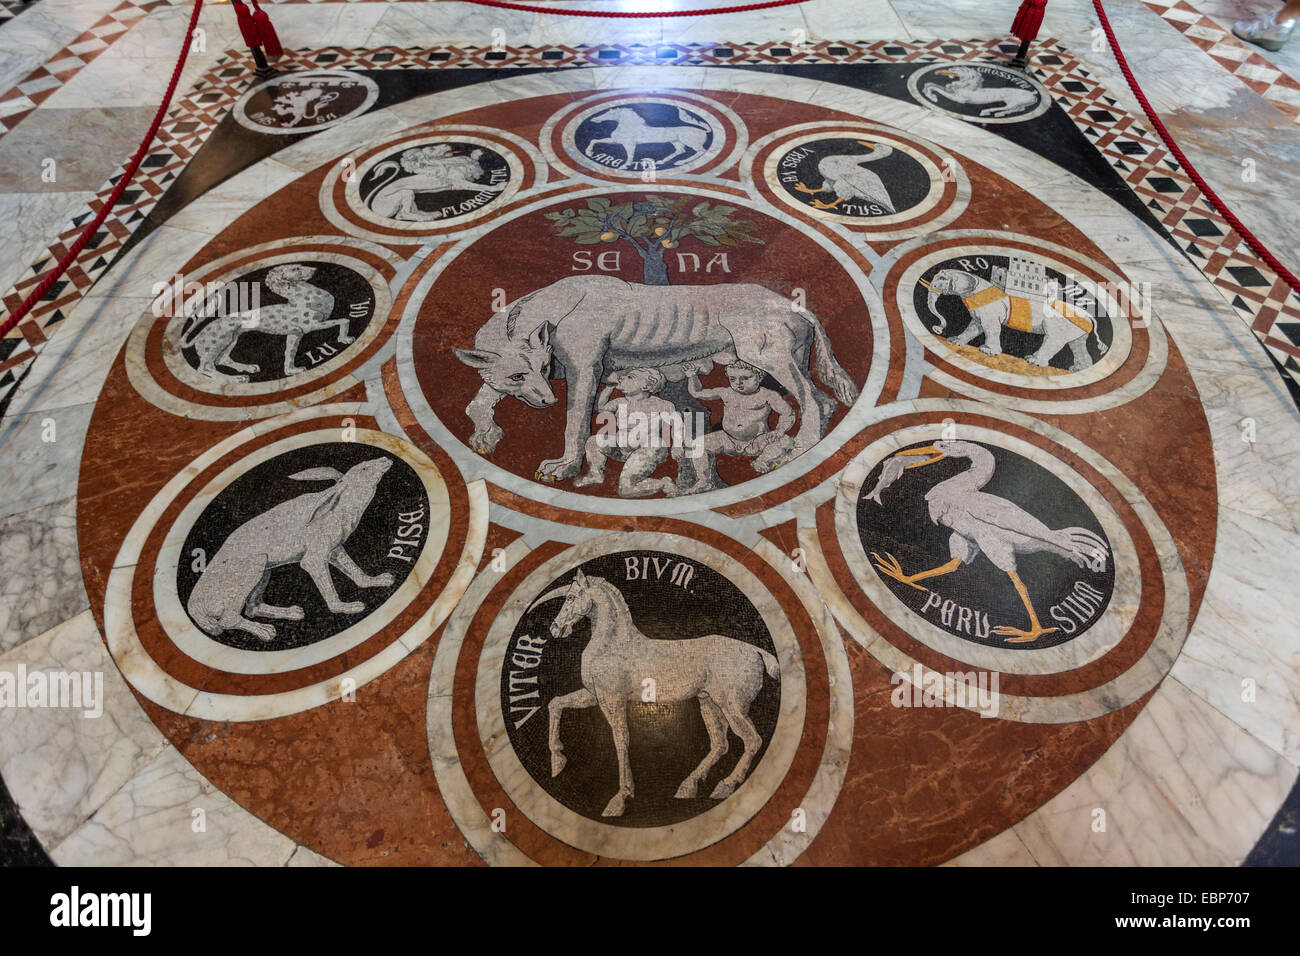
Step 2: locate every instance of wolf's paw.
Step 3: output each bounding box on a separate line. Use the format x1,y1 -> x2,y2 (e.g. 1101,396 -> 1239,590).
536,456 -> 581,482
469,424 -> 504,455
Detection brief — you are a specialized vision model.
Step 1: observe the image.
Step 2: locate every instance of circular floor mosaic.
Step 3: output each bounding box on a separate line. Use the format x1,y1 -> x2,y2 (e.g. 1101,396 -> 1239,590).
63,66 -> 1243,866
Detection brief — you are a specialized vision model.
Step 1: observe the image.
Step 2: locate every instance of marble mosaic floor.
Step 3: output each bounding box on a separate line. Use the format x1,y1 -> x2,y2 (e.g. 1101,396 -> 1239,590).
0,0 -> 1298,868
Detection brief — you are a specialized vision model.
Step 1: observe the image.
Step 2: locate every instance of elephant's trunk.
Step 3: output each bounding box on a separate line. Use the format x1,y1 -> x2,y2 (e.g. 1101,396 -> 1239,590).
919,278 -> 947,336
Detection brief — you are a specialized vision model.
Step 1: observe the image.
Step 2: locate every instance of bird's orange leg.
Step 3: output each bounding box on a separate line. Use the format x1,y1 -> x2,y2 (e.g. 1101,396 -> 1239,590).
871,553 -> 961,591
992,571 -> 1058,643
810,197 -> 844,210
794,182 -> 828,195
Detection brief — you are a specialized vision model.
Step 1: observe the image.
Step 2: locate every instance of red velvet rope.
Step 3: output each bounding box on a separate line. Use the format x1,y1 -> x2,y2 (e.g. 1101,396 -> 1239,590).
462,0 -> 810,17
1092,0 -> 1300,297
0,1 -> 205,339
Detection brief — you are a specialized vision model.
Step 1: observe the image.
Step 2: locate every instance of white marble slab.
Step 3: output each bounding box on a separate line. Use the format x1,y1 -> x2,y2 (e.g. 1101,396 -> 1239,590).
0,610 -> 168,848
50,742 -> 297,866
0,495 -> 87,654
1012,675 -> 1297,865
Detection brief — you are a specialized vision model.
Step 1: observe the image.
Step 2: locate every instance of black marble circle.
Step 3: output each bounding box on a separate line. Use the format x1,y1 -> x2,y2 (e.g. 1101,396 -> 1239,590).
573,102 -> 716,172
913,64 -> 1044,121
775,138 -> 932,218
912,254 -> 1115,373
177,442 -> 430,653
357,142 -> 511,223
502,550 -> 780,828
856,439 -> 1115,650
177,260 -> 375,385
243,74 -> 374,131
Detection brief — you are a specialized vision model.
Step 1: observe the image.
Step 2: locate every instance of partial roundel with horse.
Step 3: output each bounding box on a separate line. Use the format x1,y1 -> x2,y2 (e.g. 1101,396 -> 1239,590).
497,550 -> 781,827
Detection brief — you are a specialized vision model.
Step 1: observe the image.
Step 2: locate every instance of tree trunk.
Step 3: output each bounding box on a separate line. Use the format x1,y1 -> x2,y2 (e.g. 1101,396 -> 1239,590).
640,243 -> 669,286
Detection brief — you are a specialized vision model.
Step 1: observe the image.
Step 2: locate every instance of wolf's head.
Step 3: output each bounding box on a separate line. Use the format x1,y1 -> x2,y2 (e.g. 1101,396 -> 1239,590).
454,321 -> 556,408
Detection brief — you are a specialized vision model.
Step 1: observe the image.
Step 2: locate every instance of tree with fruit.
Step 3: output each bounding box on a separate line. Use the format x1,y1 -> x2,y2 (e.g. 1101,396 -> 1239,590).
544,195 -> 763,285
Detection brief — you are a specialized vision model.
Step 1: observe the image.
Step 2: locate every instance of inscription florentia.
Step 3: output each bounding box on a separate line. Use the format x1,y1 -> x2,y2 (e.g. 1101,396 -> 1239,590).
358,142 -> 511,223
501,551 -> 780,827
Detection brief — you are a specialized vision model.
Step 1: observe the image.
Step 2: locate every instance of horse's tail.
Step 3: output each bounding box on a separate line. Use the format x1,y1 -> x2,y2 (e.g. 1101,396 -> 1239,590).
757,648 -> 780,680
675,106 -> 709,131
797,309 -> 859,406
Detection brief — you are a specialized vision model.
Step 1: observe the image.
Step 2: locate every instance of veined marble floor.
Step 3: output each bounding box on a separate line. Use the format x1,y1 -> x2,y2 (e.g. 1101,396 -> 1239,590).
0,0 -> 1297,868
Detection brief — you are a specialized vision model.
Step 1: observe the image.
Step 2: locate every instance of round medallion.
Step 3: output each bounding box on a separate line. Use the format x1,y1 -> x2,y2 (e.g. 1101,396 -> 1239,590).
164,259 -> 378,387
398,187 -> 887,514
910,251 -> 1117,379
907,63 -> 1049,124
355,141 -> 512,226
855,438 -> 1114,652
754,125 -> 969,239
322,127 -> 538,242
498,550 -> 781,827
773,136 -> 933,220
545,92 -> 744,182
235,70 -> 379,134
174,441 -> 431,653
460,531 -> 808,861
102,418 -> 486,722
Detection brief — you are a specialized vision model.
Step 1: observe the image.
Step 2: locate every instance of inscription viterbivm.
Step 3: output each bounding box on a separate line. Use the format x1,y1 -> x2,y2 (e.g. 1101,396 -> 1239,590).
857,440 -> 1115,649
501,550 -> 780,826
178,442 -> 430,652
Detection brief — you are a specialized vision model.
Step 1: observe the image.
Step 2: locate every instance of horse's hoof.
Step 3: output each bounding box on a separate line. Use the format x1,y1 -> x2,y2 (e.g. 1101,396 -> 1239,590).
601,795 -> 626,817
674,781 -> 698,799
709,780 -> 737,800
551,752 -> 567,777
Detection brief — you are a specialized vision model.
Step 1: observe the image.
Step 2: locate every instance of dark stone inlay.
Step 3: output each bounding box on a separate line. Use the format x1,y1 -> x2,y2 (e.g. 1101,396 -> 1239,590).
177,260 -> 376,385
775,136 -> 933,218
242,72 -> 372,131
573,101 -> 715,172
912,253 -> 1115,374
357,141 -> 511,223
177,442 -> 430,653
857,439 -> 1114,650
501,550 -> 780,827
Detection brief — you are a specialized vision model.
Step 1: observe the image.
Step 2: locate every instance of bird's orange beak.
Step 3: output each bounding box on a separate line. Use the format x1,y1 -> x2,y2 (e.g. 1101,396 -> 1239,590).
893,445 -> 945,469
